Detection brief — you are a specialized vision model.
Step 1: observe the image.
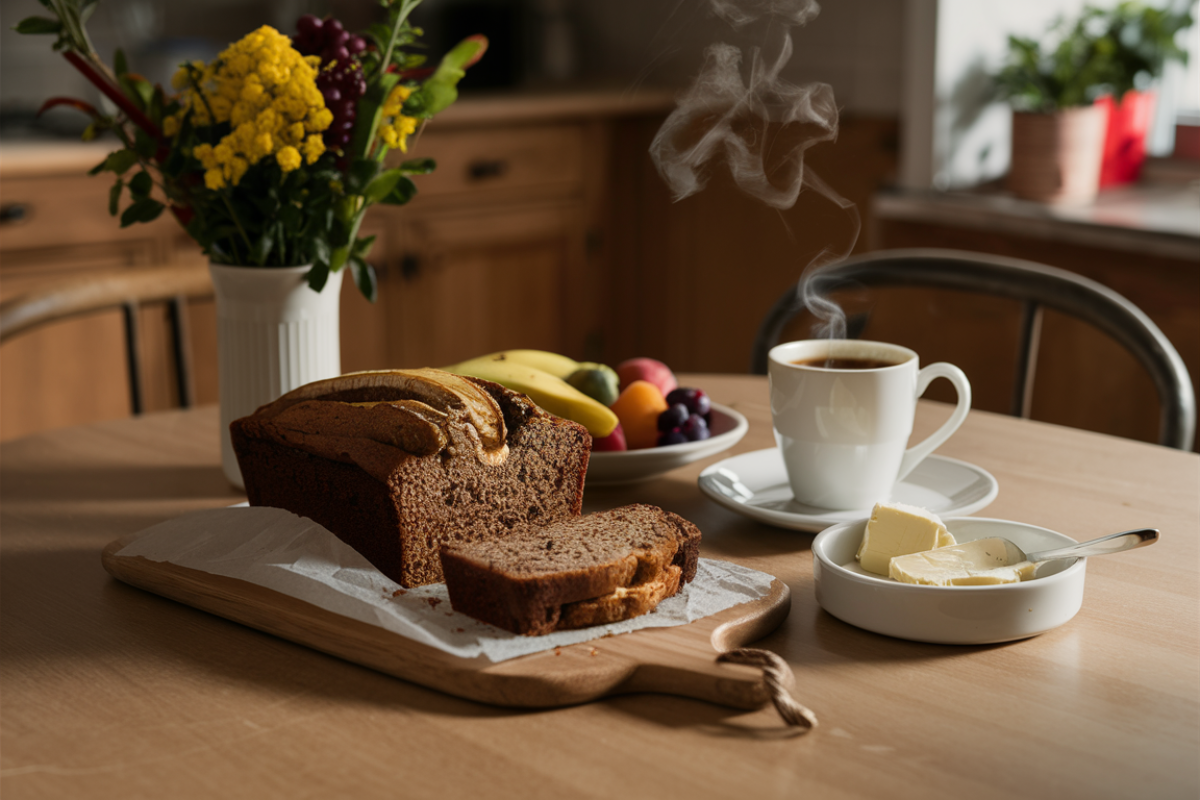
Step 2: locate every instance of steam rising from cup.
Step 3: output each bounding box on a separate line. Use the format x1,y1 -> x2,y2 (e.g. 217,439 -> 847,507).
648,0 -> 858,340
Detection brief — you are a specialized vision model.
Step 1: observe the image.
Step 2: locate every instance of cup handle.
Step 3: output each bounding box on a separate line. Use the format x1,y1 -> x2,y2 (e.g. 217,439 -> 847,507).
895,362 -> 972,483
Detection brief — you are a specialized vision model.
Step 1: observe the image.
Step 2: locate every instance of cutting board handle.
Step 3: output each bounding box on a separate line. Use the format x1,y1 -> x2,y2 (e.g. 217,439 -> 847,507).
609,579 -> 815,727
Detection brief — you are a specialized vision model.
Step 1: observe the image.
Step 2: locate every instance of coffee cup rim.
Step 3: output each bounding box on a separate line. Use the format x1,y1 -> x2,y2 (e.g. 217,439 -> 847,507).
768,339 -> 918,372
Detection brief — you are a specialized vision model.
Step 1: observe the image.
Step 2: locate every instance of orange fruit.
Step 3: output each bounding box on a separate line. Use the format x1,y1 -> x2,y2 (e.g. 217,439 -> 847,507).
610,380 -> 668,450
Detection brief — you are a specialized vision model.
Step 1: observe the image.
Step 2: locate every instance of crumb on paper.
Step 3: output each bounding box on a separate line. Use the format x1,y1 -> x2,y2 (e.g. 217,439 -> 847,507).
425,597 -> 442,609
392,588 -> 407,597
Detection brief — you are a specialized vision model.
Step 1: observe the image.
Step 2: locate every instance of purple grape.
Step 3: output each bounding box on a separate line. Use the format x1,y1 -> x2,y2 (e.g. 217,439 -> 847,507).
665,387 -> 711,417
294,14 -> 369,152
657,403 -> 689,432
657,430 -> 688,447
297,14 -> 323,37
681,414 -> 710,441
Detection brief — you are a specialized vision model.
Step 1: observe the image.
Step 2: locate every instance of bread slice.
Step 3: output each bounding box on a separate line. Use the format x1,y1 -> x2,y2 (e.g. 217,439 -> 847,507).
231,369 -> 591,588
439,504 -> 702,635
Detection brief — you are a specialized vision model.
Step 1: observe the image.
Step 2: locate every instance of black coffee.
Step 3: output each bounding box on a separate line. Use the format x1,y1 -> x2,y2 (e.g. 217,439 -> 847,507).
791,357 -> 901,370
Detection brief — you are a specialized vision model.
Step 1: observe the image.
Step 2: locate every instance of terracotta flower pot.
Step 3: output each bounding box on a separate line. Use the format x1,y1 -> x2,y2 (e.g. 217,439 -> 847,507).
1007,105 -> 1107,205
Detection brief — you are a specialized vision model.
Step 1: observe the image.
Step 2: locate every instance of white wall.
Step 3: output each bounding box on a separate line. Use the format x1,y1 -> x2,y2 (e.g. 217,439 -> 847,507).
569,0 -> 906,116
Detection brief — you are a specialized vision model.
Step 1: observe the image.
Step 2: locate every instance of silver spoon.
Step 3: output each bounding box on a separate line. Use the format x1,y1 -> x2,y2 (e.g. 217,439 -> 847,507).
998,527 -> 1159,566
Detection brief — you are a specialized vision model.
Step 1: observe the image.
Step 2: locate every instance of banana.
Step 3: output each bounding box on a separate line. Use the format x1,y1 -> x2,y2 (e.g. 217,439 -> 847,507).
445,355 -> 618,437
480,349 -> 580,380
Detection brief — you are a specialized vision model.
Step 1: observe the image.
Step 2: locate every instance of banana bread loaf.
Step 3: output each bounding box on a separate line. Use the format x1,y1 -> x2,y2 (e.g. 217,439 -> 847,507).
439,504 -> 702,635
230,369 -> 591,587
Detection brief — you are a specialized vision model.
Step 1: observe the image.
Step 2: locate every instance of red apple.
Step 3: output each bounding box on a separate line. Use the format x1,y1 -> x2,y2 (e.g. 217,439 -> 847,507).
616,357 -> 677,396
591,422 -> 627,452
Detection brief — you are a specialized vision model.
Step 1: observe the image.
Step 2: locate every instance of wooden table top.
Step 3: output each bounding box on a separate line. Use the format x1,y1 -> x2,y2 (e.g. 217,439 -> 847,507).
2,374 -> 1197,800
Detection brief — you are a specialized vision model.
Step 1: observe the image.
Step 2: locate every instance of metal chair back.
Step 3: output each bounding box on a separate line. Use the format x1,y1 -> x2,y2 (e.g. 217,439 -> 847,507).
750,248 -> 1196,450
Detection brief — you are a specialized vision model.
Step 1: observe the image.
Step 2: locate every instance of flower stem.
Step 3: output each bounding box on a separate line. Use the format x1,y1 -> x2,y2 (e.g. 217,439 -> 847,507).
63,51 -> 162,141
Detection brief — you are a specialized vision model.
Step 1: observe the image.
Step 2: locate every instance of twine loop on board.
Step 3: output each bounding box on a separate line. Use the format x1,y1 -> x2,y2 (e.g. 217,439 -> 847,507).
717,648 -> 818,730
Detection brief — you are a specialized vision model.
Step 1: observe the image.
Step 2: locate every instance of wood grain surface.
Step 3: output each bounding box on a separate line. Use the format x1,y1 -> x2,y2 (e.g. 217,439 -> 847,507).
1,374 -> 1196,800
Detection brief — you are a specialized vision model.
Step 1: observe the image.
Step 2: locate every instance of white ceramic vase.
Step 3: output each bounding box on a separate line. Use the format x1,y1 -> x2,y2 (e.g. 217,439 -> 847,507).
209,263 -> 343,488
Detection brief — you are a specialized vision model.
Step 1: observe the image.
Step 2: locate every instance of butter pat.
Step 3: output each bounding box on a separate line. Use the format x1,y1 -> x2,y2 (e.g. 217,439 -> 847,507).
856,502 -> 956,576
890,538 -> 1037,586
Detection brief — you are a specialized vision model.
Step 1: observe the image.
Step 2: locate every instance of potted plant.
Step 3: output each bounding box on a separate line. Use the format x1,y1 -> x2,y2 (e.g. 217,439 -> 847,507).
1090,2 -> 1194,186
991,1 -> 1193,204
16,0 -> 485,486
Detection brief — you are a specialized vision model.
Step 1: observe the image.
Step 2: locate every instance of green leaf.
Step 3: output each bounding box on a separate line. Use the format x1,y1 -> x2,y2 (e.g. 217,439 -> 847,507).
398,157 -> 436,175
92,149 -> 139,176
119,198 -> 165,227
14,17 -> 62,35
129,170 -> 153,200
114,48 -> 128,77
363,169 -> 404,204
346,158 -> 381,195
380,175 -> 417,206
249,229 -> 275,265
133,128 -> 155,159
311,235 -> 332,268
108,179 -> 123,216
366,22 -> 394,50
306,262 -> 330,293
350,257 -> 378,303
329,244 -> 351,272
351,235 -> 377,259
413,36 -> 488,116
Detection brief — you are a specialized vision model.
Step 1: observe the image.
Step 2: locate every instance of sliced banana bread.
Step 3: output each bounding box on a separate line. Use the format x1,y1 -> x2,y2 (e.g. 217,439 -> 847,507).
231,369 -> 591,588
439,504 -> 702,635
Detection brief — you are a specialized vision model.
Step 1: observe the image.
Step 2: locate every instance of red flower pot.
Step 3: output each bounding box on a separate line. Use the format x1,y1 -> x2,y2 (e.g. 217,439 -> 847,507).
1097,90 -> 1157,188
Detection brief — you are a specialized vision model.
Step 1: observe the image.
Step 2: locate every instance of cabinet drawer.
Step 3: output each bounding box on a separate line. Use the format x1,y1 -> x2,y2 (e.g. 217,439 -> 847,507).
399,123 -> 586,202
0,174 -> 180,252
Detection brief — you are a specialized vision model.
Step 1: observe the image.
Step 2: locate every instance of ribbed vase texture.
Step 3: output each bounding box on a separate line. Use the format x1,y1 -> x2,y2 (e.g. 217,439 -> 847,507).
209,263 -> 343,488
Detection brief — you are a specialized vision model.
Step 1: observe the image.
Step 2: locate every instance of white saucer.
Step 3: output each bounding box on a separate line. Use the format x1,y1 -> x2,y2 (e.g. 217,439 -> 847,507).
697,448 -> 998,531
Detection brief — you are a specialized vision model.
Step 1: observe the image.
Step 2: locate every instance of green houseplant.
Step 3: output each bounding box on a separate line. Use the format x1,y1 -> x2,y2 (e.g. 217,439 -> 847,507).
992,1 -> 1193,202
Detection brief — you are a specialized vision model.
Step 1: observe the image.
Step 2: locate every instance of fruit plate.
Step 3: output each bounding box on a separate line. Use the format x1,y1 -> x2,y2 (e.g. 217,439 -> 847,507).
586,403 -> 749,486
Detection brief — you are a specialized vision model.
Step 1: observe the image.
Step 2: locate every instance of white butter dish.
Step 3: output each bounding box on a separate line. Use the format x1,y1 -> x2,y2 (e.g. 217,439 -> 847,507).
812,517 -> 1087,645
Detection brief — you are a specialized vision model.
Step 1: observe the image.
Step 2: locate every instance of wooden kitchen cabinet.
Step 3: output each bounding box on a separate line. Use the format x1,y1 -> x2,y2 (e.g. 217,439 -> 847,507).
344,117 -> 601,372
1,91 -> 673,441
604,114 -> 902,373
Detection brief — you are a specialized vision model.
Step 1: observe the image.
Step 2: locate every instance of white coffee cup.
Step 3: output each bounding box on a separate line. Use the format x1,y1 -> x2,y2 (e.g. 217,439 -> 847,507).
768,339 -> 971,510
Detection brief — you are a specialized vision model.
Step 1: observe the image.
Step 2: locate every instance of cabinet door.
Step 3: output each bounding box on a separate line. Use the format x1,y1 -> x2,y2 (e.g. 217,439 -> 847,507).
381,202 -> 582,369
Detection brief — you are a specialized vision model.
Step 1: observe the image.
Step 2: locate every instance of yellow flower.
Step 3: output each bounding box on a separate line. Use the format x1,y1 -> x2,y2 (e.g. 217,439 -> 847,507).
302,135 -> 325,164
380,115 -> 418,152
276,146 -> 302,172
173,25 -> 330,187
381,84 -> 413,117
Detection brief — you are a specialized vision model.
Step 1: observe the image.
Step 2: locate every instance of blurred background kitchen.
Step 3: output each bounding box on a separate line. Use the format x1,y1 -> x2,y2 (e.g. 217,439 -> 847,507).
1,0 -> 1198,448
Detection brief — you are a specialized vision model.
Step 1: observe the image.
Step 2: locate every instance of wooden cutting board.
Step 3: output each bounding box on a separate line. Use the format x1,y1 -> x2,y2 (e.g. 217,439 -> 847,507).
101,538 -> 792,712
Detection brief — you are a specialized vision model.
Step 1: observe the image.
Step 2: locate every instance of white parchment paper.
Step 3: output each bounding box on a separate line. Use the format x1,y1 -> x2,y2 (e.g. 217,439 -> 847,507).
116,506 -> 777,662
